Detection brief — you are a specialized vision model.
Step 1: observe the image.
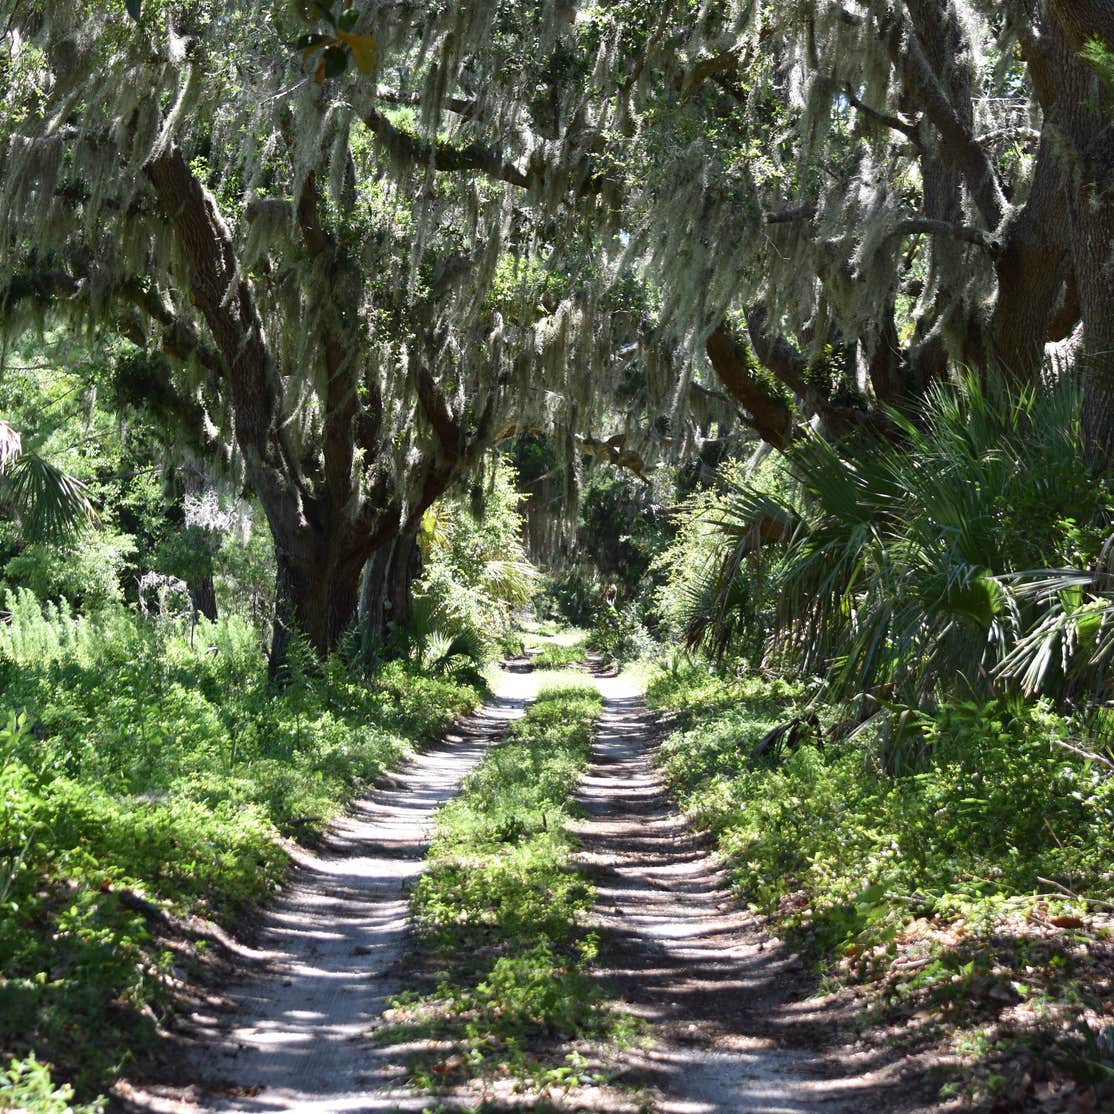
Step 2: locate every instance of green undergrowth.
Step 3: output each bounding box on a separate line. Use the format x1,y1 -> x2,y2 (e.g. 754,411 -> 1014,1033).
523,626 -> 590,670
380,677 -> 636,1096
647,661 -> 1114,1107
531,638 -> 589,670
0,589 -> 481,1107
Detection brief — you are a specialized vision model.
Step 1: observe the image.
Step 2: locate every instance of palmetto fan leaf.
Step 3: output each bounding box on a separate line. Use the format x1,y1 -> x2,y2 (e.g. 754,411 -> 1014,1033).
480,558 -> 540,609
702,373 -> 1096,708
996,569 -> 1114,698
670,468 -> 798,658
1,449 -> 97,542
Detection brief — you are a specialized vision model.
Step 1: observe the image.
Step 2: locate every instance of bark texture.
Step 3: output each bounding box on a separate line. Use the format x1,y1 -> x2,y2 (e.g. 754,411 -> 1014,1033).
358,529 -> 423,653
143,147 -> 476,674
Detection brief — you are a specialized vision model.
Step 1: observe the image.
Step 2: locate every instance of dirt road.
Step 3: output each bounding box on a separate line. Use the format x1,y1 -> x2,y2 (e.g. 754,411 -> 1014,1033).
126,667 -> 541,1114
575,673 -> 891,1113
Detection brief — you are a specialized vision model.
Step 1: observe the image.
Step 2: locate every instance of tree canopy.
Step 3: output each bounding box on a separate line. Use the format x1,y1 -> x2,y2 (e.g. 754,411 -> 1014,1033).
4,0 -> 1114,664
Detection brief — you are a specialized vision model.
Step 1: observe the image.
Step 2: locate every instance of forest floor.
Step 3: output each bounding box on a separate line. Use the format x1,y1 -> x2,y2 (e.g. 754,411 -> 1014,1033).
117,662 -> 966,1114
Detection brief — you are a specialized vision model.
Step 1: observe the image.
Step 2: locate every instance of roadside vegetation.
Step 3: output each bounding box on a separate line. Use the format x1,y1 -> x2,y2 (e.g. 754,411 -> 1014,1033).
649,665 -> 1114,1107
643,377 -> 1114,1110
0,599 -> 481,1102
380,678 -> 636,1100
0,338 -> 540,1108
526,627 -> 590,670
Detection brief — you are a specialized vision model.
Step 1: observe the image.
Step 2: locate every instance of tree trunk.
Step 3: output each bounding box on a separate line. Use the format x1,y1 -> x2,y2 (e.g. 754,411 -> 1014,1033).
268,545 -> 365,678
358,529 -> 423,654
1072,182 -> 1114,471
181,462 -> 218,623
1047,10 -> 1114,471
188,577 -> 218,623
989,130 -> 1073,384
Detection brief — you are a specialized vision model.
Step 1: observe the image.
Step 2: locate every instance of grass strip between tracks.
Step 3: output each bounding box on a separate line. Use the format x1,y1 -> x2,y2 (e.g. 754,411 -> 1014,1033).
381,676 -> 637,1096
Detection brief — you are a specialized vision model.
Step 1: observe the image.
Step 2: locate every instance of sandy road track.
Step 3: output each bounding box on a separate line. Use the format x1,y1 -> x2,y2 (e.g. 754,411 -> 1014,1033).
574,673 -> 892,1114
125,666 -> 541,1114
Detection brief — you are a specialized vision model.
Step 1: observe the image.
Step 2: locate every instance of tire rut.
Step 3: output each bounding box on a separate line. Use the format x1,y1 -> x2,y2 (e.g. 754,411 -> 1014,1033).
123,667 -> 542,1114
574,673 -> 889,1114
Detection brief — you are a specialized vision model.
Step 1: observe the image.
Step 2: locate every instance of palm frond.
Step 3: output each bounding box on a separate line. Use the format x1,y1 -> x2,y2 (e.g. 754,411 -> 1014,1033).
1,449 -> 98,541
480,558 -> 540,608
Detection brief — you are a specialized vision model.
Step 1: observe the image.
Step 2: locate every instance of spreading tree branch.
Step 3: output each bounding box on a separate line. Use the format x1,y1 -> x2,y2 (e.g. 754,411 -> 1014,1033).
363,105 -> 531,189
626,0 -> 680,96
743,304 -> 888,436
705,322 -> 794,449
878,8 -> 1007,229
681,47 -> 741,100
891,217 -> 1002,254
415,364 -> 463,459
295,169 -> 361,507
375,85 -> 476,118
143,146 -> 312,541
842,83 -> 921,143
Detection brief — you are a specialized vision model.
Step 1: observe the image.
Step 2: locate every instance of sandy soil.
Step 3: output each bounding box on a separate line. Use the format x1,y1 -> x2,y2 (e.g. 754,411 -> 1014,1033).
574,673 -> 903,1114
123,665 -> 541,1114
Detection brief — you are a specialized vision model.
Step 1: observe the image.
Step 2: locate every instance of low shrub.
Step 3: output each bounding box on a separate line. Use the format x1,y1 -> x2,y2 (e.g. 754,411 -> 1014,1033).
647,664 -> 1114,1107
0,595 -> 481,1104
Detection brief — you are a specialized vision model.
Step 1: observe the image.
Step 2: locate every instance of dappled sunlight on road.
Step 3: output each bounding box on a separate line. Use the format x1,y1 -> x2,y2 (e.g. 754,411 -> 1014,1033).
127,669 -> 540,1114
574,675 -> 899,1114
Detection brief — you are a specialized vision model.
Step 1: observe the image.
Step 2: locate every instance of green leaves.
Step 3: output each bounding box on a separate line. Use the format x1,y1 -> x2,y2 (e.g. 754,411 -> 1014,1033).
0,600 -> 483,1101
293,4 -> 378,81
390,681 -> 621,1089
0,436 -> 97,543
1080,37 -> 1114,93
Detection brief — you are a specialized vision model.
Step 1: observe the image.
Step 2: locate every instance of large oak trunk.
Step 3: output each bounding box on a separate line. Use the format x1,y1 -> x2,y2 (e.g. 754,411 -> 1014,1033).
269,547 -> 365,677
1074,185 -> 1114,472
188,577 -> 219,624
358,529 -> 422,653
1050,14 -> 1114,473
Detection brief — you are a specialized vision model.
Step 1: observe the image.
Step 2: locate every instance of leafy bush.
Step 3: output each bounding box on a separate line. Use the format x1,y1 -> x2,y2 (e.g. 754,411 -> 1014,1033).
662,375 -> 1113,707
0,595 -> 481,1101
590,601 -> 656,666
3,531 -> 137,610
531,633 -> 589,668
651,451 -> 789,663
0,1054 -> 105,1114
648,667 -> 1114,959
405,456 -> 538,666
537,570 -> 606,628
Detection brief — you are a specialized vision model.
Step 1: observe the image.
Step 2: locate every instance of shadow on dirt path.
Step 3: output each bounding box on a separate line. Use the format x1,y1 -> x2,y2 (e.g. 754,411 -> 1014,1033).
575,674 -> 908,1114
123,667 -> 541,1114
